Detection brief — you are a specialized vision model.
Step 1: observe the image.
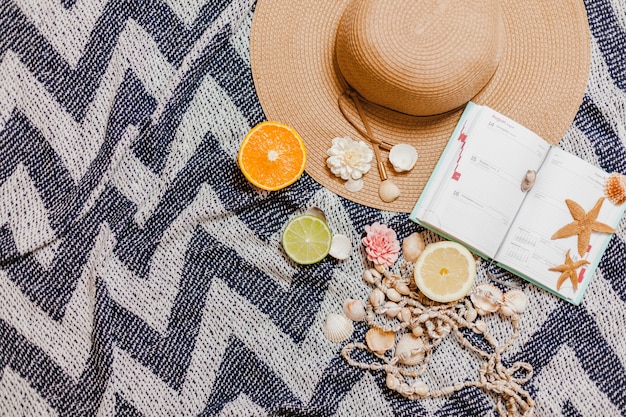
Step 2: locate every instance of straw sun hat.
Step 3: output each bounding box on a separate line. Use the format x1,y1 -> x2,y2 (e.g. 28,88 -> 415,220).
250,0 -> 590,212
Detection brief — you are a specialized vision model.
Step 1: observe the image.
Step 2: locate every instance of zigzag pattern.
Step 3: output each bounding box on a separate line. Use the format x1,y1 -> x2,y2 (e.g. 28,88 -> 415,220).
0,0 -> 625,416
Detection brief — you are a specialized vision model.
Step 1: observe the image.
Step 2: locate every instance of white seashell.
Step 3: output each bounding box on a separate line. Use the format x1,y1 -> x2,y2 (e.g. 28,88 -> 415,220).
344,178 -> 364,193
343,299 -> 366,322
398,383 -> 414,397
402,232 -> 425,263
386,373 -> 400,390
412,380 -> 429,397
412,326 -> 424,337
379,179 -> 401,202
503,289 -> 529,314
474,320 -> 487,334
399,307 -> 412,323
369,289 -> 385,307
304,206 -> 326,222
470,284 -> 503,314
389,144 -> 418,172
329,234 -> 351,260
365,327 -> 395,355
394,333 -> 425,366
464,307 -> 478,322
395,282 -> 411,296
374,264 -> 386,273
417,313 -> 430,323
382,276 -> 393,287
500,305 -> 515,317
362,269 -> 377,284
370,268 -> 383,279
383,301 -> 401,318
323,313 -> 354,342
386,288 -> 402,302
520,169 -> 536,192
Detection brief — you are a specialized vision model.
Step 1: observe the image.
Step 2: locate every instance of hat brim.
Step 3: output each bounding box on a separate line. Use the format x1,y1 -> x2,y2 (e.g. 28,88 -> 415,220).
250,0 -> 590,213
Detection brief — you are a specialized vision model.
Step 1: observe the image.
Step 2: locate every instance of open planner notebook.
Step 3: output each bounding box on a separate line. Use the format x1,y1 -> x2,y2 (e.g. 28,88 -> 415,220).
410,102 -> 626,305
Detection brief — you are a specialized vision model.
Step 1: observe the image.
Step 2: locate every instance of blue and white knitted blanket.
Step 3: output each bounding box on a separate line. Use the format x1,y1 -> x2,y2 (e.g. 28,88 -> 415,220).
0,1 -> 625,416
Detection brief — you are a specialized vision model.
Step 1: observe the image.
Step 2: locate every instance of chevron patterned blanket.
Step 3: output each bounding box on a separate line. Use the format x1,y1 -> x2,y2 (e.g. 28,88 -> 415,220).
1,1 -> 625,416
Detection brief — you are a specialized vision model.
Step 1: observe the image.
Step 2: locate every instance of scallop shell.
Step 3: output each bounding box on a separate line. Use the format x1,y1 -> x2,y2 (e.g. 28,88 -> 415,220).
470,284 -> 503,314
343,299 -> 366,322
402,232 -> 425,263
502,289 -> 529,314
394,333 -> 425,366
604,172 -> 626,205
344,178 -> 364,193
389,144 -> 418,172
379,179 -> 401,202
329,234 -> 351,260
365,327 -> 395,355
323,313 -> 354,343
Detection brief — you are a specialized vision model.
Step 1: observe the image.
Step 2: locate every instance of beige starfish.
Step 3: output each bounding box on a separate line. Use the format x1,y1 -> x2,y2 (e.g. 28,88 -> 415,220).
551,197 -> 616,257
549,250 -> 590,291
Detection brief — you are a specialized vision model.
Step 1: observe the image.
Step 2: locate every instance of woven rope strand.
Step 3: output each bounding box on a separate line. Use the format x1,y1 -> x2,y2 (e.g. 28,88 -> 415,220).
342,263 -> 535,417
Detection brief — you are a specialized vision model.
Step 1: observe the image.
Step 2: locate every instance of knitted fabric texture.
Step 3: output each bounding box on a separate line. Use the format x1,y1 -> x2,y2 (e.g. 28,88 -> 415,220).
0,1 -> 625,416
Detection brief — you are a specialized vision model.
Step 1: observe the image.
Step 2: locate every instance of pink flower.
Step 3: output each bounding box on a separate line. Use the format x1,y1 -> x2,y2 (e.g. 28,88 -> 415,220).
362,222 -> 400,268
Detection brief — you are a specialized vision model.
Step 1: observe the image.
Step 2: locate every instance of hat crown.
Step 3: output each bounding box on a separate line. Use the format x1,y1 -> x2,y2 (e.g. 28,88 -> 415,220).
336,0 -> 504,116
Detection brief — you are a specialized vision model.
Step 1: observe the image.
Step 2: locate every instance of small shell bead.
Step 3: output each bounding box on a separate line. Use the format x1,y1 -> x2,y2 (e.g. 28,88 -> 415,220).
412,381 -> 429,396
370,289 -> 385,307
386,373 -> 400,390
387,288 -> 402,302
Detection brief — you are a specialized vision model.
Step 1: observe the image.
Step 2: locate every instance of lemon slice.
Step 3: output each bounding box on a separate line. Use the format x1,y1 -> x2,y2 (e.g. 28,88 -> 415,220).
281,215 -> 332,264
413,241 -> 477,303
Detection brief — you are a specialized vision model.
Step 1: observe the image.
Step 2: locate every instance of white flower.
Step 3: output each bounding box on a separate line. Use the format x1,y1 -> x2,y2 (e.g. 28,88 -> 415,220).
326,137 -> 373,180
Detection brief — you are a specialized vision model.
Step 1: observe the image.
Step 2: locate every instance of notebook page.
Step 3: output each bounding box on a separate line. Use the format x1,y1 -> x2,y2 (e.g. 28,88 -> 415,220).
496,148 -> 625,303
416,105 -> 550,258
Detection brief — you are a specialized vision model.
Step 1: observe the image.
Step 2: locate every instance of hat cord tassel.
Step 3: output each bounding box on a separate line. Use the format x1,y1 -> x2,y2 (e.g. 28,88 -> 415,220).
339,89 -> 393,181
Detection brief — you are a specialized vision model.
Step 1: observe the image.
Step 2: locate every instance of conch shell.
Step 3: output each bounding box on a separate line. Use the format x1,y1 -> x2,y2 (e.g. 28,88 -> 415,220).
394,333 -> 425,366
604,172 -> 626,205
323,313 -> 354,343
365,327 -> 395,355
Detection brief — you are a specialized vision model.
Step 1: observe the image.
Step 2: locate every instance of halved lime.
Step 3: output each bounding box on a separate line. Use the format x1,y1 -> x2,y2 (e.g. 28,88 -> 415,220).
281,214 -> 332,264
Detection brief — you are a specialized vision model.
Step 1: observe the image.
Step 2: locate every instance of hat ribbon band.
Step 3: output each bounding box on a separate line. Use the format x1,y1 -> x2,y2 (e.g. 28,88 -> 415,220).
339,89 -> 392,181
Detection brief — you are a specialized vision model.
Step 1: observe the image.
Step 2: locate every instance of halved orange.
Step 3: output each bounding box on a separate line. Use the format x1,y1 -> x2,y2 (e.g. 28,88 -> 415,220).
238,121 -> 307,191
